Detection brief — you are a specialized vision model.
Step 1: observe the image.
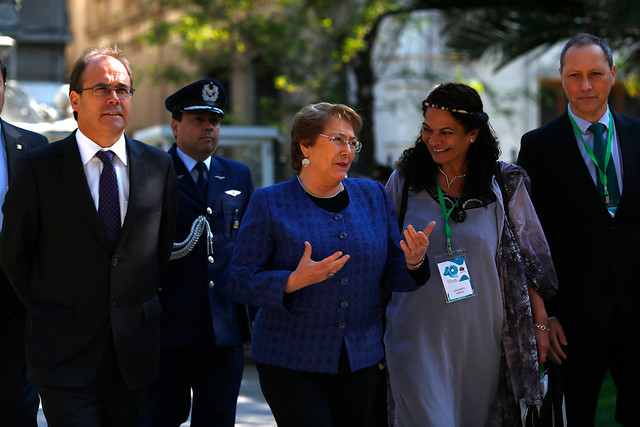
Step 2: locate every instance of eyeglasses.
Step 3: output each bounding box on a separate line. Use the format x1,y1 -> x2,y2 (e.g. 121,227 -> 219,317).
75,83 -> 135,98
318,134 -> 362,153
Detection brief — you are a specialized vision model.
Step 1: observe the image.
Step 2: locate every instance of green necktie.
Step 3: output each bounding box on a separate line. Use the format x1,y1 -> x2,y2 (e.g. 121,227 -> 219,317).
588,122 -> 620,208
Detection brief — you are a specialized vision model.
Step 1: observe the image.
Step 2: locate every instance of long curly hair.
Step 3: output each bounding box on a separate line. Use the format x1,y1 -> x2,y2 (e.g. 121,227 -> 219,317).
395,83 -> 500,199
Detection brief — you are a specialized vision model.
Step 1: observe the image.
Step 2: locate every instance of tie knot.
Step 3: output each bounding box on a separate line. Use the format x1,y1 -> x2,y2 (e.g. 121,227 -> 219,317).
588,122 -> 606,136
195,161 -> 207,174
95,150 -> 115,165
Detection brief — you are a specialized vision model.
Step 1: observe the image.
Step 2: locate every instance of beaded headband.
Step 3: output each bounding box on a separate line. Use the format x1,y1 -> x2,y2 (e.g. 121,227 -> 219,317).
422,101 -> 469,115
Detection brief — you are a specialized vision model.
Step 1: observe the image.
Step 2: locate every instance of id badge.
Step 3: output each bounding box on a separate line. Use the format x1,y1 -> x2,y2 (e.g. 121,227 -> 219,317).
434,249 -> 475,303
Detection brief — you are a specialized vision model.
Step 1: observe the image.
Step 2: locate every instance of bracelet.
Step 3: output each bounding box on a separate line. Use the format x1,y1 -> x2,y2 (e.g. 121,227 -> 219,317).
406,254 -> 426,270
534,323 -> 550,332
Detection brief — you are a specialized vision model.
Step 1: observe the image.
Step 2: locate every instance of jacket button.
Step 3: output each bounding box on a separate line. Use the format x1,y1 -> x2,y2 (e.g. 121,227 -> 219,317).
340,300 -> 349,308
207,207 -> 213,214
339,232 -> 347,240
341,278 -> 348,286
208,256 -> 214,264
333,214 -> 342,221
157,287 -> 163,292
111,303 -> 117,311
111,258 -> 118,267
208,281 -> 214,288
337,322 -> 346,329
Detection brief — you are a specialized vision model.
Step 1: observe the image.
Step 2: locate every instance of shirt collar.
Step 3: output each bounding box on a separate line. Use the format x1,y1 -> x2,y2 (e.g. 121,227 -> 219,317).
176,146 -> 211,172
568,103 -> 611,135
76,130 -> 128,166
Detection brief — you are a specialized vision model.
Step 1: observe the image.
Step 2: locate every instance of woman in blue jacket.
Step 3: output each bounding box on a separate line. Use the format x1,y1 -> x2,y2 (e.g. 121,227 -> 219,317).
225,102 -> 435,427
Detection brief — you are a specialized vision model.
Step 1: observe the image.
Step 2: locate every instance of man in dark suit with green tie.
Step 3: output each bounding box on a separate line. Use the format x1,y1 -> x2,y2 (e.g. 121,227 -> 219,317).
518,33 -> 640,426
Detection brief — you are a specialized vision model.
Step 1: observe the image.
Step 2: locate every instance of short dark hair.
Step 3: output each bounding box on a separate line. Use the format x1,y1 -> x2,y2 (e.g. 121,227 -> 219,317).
289,102 -> 362,171
69,45 -> 133,120
560,33 -> 613,70
0,58 -> 6,85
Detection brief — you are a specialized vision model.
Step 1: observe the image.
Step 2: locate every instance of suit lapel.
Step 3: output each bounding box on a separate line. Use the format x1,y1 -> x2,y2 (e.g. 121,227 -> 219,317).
55,133 -> 109,246
555,113 -> 609,213
169,145 -> 203,204
119,137 -> 147,245
3,119 -> 26,178
206,156 -> 227,205
613,111 -> 640,211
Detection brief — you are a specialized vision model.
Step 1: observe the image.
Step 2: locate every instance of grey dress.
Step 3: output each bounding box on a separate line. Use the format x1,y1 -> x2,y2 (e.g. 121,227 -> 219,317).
384,164 -> 558,426
384,178 -> 503,427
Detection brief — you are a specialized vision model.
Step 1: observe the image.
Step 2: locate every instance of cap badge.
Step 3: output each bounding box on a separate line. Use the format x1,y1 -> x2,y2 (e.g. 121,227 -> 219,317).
202,82 -> 219,103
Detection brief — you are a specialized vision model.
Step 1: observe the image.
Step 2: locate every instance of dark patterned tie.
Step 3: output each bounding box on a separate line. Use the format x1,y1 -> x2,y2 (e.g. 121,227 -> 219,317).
195,161 -> 208,196
95,150 -> 121,249
588,123 -> 620,207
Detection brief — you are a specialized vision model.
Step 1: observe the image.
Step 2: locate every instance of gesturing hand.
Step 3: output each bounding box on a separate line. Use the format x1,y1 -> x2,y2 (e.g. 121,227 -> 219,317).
285,241 -> 350,293
401,221 -> 436,266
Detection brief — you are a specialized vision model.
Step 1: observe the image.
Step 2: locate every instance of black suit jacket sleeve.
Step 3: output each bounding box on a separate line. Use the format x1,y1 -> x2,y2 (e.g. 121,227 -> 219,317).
0,154 -> 39,304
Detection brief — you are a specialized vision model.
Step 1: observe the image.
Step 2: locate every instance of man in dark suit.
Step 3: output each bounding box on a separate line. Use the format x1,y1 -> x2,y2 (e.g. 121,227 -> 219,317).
141,79 -> 253,427
0,58 -> 48,427
0,45 -> 177,426
518,33 -> 640,426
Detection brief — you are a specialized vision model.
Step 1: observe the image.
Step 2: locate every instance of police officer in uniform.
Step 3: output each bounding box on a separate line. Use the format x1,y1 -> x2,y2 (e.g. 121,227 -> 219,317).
142,79 -> 254,427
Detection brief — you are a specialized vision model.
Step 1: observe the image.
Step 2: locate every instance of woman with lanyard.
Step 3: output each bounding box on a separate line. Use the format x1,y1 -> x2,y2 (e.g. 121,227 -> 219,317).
225,102 -> 435,427
383,83 -> 558,426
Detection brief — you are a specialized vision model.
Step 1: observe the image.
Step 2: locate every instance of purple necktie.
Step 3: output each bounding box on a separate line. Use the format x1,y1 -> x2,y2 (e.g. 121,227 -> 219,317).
95,150 -> 121,249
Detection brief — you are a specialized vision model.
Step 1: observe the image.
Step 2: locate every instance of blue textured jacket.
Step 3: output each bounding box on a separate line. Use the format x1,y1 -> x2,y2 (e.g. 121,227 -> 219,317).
225,177 -> 425,373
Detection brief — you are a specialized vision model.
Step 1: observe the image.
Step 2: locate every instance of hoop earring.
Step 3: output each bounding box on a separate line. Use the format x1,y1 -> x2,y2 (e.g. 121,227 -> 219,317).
301,158 -> 310,167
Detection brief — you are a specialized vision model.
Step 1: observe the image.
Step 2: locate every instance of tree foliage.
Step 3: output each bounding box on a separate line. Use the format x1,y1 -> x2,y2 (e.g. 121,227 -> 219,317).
142,0 -> 417,176
440,0 -> 640,73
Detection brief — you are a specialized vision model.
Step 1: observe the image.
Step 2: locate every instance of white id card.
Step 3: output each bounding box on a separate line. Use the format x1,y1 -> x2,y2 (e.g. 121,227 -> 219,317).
435,249 -> 475,303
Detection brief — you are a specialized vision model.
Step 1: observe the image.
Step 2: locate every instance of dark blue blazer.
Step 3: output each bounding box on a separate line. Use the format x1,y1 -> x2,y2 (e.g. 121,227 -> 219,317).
518,110 -> 640,337
226,177 -> 424,373
157,145 -> 254,347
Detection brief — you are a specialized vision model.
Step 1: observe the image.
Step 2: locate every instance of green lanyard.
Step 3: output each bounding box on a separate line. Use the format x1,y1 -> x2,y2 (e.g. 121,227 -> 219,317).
437,180 -> 463,255
568,110 -> 614,203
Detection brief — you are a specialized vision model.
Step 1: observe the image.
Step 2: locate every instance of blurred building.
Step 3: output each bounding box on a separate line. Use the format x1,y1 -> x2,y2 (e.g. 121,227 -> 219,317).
0,0 -> 69,81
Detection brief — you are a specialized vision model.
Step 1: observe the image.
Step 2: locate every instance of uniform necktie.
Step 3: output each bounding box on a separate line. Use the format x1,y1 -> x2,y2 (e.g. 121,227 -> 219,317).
195,161 -> 208,196
95,150 -> 121,249
588,122 -> 620,207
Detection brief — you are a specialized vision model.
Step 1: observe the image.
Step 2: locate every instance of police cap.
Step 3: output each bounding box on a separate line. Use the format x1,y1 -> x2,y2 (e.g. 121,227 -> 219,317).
165,79 -> 227,117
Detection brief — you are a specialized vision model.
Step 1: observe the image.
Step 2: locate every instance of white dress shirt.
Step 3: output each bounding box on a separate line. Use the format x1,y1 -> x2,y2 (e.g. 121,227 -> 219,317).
75,130 -> 129,225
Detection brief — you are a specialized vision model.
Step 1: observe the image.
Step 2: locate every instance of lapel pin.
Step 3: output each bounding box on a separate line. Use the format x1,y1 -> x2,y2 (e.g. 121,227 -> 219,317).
214,175 -> 226,180
16,144 -> 23,150
225,190 -> 241,197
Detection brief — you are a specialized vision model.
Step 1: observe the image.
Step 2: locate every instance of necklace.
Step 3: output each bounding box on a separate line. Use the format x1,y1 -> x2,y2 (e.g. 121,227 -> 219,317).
437,166 -> 466,188
297,176 -> 344,198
